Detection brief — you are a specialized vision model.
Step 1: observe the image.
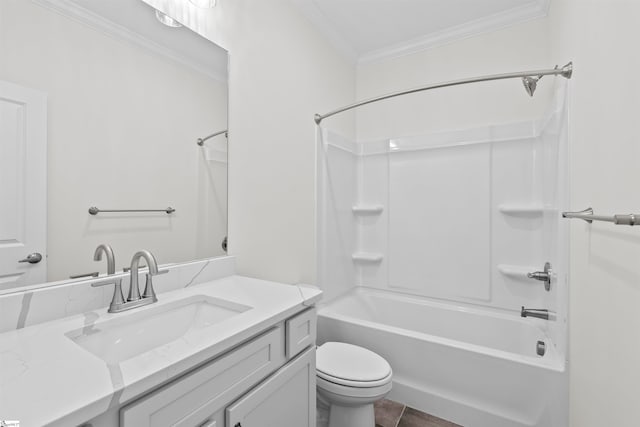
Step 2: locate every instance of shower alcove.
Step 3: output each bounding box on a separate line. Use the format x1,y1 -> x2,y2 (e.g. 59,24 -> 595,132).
315,82 -> 569,427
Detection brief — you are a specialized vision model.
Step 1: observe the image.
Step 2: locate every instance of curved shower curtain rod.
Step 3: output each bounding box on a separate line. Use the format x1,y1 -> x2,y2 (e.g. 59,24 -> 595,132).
314,62 -> 573,125
197,129 -> 228,146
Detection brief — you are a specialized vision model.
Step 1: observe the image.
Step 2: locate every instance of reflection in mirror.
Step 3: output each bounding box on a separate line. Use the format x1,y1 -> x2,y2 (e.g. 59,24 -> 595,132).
0,0 -> 228,289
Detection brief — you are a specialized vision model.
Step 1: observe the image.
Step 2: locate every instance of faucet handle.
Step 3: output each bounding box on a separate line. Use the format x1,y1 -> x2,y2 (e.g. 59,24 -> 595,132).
91,276 -> 126,312
141,274 -> 158,301
140,269 -> 168,301
91,277 -> 120,287
527,262 -> 552,291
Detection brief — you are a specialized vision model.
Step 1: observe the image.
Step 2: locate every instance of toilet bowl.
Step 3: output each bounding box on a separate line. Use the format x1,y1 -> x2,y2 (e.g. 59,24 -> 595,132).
316,342 -> 393,427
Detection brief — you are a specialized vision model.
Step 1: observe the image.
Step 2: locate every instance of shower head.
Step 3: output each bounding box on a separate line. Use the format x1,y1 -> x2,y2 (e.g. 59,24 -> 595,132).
522,75 -> 541,97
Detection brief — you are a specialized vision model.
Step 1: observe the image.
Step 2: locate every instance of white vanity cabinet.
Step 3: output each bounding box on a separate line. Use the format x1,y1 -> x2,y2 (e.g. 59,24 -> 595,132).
116,307 -> 317,427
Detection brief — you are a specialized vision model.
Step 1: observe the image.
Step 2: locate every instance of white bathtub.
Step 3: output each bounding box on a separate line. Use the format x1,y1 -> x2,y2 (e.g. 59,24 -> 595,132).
317,288 -> 567,427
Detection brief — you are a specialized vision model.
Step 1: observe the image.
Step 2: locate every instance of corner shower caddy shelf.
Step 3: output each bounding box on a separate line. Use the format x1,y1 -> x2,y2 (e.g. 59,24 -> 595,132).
562,207 -> 640,226
352,205 -> 384,215
352,253 -> 384,264
498,204 -> 546,215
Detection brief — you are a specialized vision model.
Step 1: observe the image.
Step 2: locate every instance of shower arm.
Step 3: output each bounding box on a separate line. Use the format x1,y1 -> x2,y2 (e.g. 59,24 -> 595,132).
314,62 -> 573,125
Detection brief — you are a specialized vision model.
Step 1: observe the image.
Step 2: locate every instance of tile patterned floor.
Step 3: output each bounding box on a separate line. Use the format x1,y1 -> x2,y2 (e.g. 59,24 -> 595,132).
374,399 -> 462,427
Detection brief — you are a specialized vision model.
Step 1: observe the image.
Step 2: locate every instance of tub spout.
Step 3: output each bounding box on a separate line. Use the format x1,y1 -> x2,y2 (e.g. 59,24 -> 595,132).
521,307 -> 556,321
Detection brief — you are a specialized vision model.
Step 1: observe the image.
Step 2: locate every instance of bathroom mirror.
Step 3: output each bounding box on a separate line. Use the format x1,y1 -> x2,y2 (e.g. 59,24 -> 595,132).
0,0 -> 228,287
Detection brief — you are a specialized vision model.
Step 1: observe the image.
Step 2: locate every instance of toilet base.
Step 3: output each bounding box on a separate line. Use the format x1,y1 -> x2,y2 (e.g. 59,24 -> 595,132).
329,402 -> 375,427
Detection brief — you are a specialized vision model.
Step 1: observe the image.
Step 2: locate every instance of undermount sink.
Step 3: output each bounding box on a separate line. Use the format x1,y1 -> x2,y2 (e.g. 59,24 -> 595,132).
65,295 -> 252,364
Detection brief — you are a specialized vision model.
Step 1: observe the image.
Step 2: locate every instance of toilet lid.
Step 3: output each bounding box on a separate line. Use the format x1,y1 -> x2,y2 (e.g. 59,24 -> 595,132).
316,342 -> 392,385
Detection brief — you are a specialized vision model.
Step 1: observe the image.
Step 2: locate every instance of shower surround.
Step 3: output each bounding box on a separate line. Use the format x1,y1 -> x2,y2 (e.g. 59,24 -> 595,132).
316,84 -> 568,426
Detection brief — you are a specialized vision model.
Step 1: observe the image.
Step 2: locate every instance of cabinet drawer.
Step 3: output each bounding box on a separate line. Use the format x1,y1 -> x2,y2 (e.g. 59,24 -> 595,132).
285,308 -> 316,358
121,327 -> 285,427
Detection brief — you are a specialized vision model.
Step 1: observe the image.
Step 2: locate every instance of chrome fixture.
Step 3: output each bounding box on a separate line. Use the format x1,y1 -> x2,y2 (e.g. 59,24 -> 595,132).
70,271 -> 99,279
92,250 -> 167,313
18,252 -> 42,264
128,250 -> 163,302
222,236 -> 228,252
522,75 -> 542,96
94,244 -> 125,312
94,244 -> 116,275
563,207 -> 640,226
155,10 -> 182,28
197,129 -> 228,146
521,307 -> 555,321
88,206 -> 175,215
314,62 -> 573,125
536,340 -> 546,357
527,262 -> 552,291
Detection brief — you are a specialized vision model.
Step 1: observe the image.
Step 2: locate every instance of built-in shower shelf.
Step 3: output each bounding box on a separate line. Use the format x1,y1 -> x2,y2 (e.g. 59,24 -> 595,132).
352,205 -> 384,215
497,264 -> 537,280
498,204 -> 548,215
352,252 -> 384,263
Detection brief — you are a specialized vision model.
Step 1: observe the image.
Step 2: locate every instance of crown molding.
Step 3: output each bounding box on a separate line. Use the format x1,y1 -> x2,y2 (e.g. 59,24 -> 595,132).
31,0 -> 227,82
358,0 -> 550,65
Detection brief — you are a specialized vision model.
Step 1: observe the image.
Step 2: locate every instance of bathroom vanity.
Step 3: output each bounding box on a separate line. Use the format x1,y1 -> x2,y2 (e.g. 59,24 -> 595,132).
0,258 -> 321,427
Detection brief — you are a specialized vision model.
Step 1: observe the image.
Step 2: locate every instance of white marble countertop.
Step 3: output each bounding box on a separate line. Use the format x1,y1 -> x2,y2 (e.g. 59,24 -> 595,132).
0,275 -> 322,427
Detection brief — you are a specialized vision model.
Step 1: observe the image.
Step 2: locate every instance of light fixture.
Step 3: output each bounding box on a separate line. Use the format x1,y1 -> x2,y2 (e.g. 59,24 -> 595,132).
155,10 -> 182,27
189,0 -> 216,8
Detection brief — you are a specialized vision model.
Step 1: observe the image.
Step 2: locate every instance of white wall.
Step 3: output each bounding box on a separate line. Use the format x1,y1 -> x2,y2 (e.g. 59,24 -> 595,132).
140,0 -> 640,424
0,0 -> 228,281
351,7 -> 568,423
355,18 -> 553,140
548,1 -> 640,426
144,0 -> 356,285
356,2 -> 640,425
316,130 -> 358,302
351,9 -> 568,335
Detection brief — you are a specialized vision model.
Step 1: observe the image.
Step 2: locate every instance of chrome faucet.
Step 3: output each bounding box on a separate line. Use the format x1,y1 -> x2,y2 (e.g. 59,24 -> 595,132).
128,250 -> 161,303
92,249 -> 166,313
521,306 -> 556,321
93,244 -> 125,312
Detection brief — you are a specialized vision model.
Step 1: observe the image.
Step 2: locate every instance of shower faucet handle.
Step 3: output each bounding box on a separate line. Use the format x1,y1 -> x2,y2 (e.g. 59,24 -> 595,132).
527,262 -> 552,292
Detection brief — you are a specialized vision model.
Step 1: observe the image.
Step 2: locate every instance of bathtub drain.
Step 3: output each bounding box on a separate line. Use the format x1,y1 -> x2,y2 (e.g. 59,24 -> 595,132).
536,340 -> 546,356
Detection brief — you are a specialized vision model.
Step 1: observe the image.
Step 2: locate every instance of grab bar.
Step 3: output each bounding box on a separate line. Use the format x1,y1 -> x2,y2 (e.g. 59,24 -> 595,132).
562,207 -> 640,226
88,206 -> 175,215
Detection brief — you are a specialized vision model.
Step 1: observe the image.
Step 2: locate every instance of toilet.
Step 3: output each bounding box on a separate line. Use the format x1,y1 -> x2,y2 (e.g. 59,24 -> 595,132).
316,342 -> 393,427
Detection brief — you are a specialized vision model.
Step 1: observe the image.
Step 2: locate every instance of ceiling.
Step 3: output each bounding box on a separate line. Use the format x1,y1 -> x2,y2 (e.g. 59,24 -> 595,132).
290,0 -> 550,63
34,0 -> 228,81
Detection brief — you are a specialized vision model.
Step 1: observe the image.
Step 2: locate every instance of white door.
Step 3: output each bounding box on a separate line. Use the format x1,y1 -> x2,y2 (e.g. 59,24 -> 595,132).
0,80 -> 47,289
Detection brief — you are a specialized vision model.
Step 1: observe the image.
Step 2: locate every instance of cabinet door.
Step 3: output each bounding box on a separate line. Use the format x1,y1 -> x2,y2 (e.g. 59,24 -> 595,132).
226,347 -> 315,427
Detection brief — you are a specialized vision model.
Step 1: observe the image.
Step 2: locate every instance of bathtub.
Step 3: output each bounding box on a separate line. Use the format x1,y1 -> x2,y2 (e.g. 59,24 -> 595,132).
317,288 -> 567,427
